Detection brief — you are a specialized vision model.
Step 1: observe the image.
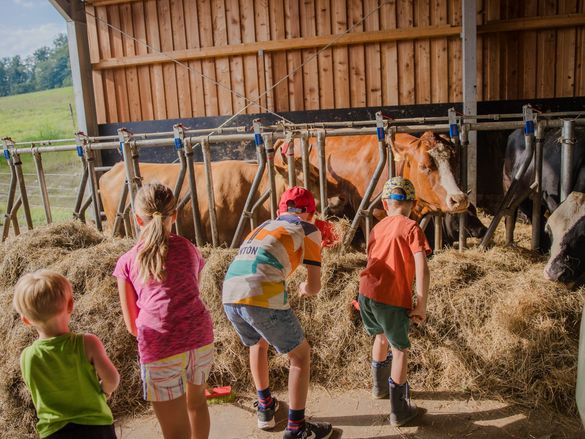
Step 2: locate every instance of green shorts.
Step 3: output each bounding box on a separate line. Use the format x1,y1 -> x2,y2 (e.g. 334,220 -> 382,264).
358,295 -> 411,350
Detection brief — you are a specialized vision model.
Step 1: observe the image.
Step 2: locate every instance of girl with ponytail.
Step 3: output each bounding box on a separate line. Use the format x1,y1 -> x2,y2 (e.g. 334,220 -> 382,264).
113,183 -> 214,439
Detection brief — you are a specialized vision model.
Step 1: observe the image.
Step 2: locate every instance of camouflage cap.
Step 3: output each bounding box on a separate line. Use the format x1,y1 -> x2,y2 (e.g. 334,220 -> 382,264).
382,176 -> 416,201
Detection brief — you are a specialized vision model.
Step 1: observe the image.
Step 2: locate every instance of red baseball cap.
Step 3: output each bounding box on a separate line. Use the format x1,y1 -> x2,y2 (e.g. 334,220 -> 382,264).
278,187 -> 316,214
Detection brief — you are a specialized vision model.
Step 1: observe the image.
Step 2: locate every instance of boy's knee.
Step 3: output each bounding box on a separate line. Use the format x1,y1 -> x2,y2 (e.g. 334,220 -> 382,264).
287,340 -> 311,364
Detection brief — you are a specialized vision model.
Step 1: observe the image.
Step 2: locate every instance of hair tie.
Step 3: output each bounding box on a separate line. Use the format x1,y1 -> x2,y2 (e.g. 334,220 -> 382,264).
152,211 -> 163,218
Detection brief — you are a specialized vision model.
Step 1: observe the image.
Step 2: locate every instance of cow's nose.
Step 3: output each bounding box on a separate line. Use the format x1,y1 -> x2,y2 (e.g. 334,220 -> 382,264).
446,193 -> 469,212
543,266 -> 554,280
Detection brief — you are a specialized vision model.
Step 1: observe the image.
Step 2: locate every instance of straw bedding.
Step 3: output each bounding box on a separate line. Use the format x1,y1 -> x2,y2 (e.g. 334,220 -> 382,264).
0,219 -> 583,437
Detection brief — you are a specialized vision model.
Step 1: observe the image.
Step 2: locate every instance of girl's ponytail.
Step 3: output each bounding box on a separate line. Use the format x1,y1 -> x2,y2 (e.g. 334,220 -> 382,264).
134,183 -> 177,282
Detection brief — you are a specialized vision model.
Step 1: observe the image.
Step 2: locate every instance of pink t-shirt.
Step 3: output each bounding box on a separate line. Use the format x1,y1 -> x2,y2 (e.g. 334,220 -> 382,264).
113,234 -> 214,364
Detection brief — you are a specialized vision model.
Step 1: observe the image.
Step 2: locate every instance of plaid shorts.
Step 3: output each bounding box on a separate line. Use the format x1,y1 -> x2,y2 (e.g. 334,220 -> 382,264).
140,343 -> 214,402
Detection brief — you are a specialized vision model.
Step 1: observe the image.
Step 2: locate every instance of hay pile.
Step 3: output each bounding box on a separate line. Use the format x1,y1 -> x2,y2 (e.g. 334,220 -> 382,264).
0,219 -> 583,437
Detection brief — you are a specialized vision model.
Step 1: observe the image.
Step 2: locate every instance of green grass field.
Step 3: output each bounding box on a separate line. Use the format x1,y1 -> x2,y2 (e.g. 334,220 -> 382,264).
0,87 -> 78,142
0,87 -> 83,231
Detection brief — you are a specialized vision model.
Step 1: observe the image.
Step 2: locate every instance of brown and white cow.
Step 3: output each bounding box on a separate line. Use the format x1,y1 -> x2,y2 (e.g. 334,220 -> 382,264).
99,160 -> 286,245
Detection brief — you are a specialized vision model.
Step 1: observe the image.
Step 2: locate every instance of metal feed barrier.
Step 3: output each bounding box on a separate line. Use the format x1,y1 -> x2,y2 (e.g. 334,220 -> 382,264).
2,107 -> 584,252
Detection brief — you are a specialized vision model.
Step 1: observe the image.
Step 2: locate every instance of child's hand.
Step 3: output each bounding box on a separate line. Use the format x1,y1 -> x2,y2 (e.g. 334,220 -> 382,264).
409,304 -> 426,325
298,281 -> 311,297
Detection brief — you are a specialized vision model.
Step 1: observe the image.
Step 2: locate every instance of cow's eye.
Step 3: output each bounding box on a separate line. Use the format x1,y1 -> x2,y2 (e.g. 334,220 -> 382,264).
419,164 -> 431,175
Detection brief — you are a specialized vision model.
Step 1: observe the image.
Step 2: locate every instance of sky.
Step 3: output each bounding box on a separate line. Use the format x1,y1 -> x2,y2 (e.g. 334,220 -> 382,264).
0,0 -> 67,59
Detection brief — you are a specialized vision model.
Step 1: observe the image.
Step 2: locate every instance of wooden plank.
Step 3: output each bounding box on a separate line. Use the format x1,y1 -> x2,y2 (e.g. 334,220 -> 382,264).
348,0 -> 366,107
315,0 -> 334,109
96,6 -> 117,122
108,5 -> 130,121
131,2 -> 153,121
91,13 -> 585,70
198,0 -> 219,116
475,0 -> 483,102
240,0 -> 260,114
536,0 -> 557,98
331,0 -> 350,108
144,0 -> 166,120
184,0 -> 206,117
364,0 -> 382,106
285,0 -> 305,111
256,0 -> 274,111
555,0 -> 578,97
415,0 -> 431,104
502,0 -> 520,99
120,2 -> 142,121
430,0 -> 448,103
380,0 -> 398,105
448,0 -> 462,102
270,0 -> 290,112
158,0 -> 180,119
397,0 -> 415,104
519,0 -> 538,99
85,5 -> 107,124
88,0 -> 143,6
211,0 -> 233,116
484,0 -> 499,100
301,0 -> 320,110
170,0 -> 192,118
576,0 -> 585,96
225,0 -> 246,114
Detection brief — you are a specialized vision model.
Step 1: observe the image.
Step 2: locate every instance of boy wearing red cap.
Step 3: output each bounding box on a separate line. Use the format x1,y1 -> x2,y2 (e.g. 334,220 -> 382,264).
222,187 -> 333,439
359,177 -> 431,427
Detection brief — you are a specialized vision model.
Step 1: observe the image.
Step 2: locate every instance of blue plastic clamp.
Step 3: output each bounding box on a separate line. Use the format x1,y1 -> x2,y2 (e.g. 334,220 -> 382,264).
3,149 -> 10,160
174,137 -> 183,150
449,124 -> 459,138
76,145 -> 84,157
524,120 -> 535,136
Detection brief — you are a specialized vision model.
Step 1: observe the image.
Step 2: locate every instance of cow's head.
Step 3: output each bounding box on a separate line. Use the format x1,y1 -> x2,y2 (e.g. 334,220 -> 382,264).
392,131 -> 468,214
543,192 -> 585,285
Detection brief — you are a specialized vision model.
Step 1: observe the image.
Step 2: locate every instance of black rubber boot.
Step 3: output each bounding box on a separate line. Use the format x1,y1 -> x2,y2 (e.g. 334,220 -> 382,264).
371,362 -> 391,399
389,380 -> 418,426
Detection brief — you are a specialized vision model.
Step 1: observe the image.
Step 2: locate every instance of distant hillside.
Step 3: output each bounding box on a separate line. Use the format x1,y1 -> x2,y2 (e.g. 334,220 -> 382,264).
0,86 -> 77,142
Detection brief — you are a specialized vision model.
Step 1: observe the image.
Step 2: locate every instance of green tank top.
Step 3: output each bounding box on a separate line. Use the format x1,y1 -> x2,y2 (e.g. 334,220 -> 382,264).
20,333 -> 114,438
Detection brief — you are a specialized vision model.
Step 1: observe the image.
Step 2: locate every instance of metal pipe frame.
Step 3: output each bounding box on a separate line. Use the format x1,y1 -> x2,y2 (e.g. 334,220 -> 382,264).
32,149 -> 53,224
84,138 -> 104,232
231,142 -> 267,248
300,131 -> 310,189
285,134 -> 296,187
316,130 -> 327,217
12,148 -> 34,231
531,121 -> 545,251
78,196 -> 92,222
264,133 -> 279,219
560,119 -> 575,203
343,113 -> 388,248
480,106 -> 536,249
2,141 -> 18,241
201,138 -> 219,246
184,138 -> 204,246
73,154 -> 89,222
112,182 -> 129,237
172,125 -> 189,238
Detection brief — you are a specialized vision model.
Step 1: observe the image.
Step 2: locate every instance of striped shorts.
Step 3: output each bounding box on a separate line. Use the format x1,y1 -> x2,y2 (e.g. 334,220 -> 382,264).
141,343 -> 214,402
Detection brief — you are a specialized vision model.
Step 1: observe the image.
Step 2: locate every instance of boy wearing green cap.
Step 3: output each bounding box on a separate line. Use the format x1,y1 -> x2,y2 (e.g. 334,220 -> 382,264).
359,176 -> 431,426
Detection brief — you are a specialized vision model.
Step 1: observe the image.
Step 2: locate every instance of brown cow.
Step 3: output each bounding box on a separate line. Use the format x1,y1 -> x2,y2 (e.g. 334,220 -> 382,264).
99,160 -> 286,245
275,131 -> 468,221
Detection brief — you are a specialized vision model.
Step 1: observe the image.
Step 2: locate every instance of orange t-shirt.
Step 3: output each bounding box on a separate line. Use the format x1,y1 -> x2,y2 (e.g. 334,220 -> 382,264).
359,214 -> 431,309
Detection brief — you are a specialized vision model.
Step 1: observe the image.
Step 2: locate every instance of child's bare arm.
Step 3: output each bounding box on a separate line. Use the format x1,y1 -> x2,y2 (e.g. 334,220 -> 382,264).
299,265 -> 321,296
117,278 -> 139,336
83,334 -> 120,397
410,251 -> 430,323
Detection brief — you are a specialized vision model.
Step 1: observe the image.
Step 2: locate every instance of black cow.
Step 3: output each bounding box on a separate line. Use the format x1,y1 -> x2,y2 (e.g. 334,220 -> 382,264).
503,127 -> 585,284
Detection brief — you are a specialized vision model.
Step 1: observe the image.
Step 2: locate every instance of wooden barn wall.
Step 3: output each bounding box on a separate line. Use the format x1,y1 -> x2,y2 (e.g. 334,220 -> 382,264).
85,0 -> 585,124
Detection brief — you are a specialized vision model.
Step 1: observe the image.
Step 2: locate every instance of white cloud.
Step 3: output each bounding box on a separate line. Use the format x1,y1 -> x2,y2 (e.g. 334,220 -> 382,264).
0,22 -> 66,59
12,0 -> 41,9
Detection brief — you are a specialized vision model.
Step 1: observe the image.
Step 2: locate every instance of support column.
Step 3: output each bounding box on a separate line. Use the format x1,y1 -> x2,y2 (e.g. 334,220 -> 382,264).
462,0 -> 477,205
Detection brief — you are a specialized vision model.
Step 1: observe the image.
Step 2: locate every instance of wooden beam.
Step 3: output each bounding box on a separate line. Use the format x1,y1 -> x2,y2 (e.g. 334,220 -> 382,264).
86,0 -> 143,6
94,24 -> 461,70
92,13 -> 585,71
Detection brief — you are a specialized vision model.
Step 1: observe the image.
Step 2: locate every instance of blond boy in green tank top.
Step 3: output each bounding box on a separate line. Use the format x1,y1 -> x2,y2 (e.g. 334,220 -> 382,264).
13,270 -> 120,439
